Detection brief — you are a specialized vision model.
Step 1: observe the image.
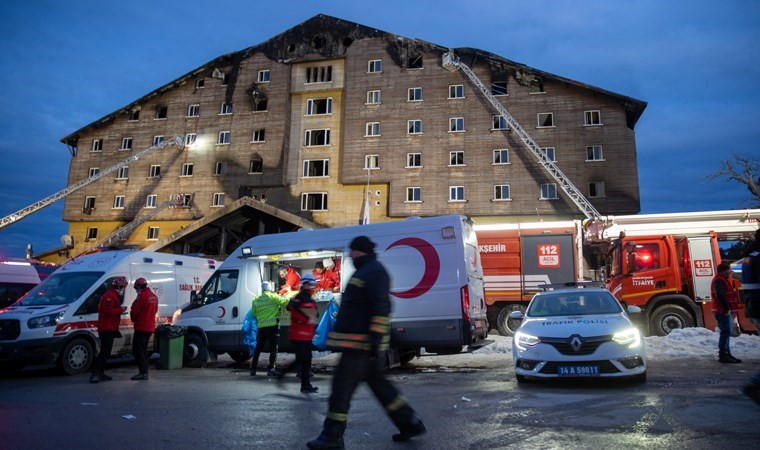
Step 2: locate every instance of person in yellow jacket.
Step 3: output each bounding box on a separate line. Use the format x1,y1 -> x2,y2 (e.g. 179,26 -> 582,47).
250,281 -> 289,376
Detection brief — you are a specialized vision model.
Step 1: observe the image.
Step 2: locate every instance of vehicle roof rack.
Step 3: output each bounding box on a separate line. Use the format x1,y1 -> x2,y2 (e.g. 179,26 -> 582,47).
539,281 -> 606,291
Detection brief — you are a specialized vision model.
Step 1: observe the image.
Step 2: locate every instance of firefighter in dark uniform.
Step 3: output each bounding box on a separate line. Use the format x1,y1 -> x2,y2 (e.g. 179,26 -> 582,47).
307,236 -> 426,449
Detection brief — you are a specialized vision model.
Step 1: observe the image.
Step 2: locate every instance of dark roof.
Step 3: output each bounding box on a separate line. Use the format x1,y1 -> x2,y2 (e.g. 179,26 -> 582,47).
61,14 -> 647,146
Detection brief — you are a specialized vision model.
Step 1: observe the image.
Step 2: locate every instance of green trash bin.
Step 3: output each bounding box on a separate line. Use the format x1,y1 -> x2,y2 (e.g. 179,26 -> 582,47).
155,325 -> 186,370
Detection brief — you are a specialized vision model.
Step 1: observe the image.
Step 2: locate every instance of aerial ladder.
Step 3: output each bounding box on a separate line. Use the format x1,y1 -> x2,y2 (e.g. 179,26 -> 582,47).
442,52 -> 602,221
0,135 -> 184,231
92,193 -> 193,248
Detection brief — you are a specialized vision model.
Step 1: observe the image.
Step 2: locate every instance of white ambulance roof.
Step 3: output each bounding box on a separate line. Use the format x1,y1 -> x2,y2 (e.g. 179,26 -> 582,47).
0,260 -> 41,284
232,215 -> 470,258
58,250 -> 217,273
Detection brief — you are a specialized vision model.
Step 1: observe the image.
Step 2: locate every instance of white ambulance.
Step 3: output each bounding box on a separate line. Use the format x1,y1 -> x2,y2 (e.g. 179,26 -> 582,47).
175,215 -> 489,367
0,249 -> 218,374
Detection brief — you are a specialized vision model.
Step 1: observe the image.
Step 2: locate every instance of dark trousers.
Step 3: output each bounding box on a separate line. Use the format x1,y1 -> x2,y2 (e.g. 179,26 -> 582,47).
715,312 -> 732,354
279,340 -> 313,389
132,331 -> 152,374
323,352 -> 417,439
92,331 -> 118,375
251,326 -> 279,371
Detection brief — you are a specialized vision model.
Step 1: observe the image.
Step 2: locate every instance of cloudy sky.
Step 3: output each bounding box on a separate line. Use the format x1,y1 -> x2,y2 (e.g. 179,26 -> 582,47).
0,0 -> 758,258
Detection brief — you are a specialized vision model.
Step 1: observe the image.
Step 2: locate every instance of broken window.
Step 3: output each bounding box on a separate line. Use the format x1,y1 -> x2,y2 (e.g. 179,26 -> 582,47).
128,110 -> 140,121
407,54 -> 423,69
249,159 -> 263,174
195,79 -> 205,89
304,129 -> 330,146
84,196 -> 96,210
155,106 -> 168,120
589,181 -> 605,198
214,161 -> 227,176
530,81 -> 545,94
305,66 -> 332,83
253,97 -> 268,112
222,73 -> 230,85
86,227 -> 98,240
303,159 -> 329,177
212,193 -> 225,207
252,129 -> 265,143
185,133 -> 197,146
306,98 -> 332,115
492,81 -> 508,96
537,113 -> 554,128
301,192 -> 328,211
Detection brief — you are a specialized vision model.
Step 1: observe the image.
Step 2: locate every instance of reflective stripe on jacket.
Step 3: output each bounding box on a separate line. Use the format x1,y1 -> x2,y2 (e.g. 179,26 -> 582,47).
251,291 -> 288,328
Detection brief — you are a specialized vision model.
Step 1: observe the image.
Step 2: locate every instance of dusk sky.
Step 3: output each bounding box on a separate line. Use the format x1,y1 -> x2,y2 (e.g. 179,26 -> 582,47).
0,1 -> 758,258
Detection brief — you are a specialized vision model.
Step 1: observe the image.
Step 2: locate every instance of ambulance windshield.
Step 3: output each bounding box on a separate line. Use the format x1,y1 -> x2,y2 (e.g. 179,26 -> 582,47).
17,271 -> 105,306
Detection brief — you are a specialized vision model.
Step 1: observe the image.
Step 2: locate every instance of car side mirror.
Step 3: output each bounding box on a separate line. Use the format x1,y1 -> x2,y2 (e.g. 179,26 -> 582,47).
508,310 -> 523,320
627,305 -> 642,314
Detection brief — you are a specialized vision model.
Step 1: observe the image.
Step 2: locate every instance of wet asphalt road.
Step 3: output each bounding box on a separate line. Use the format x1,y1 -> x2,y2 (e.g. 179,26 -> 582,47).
2,356 -> 759,450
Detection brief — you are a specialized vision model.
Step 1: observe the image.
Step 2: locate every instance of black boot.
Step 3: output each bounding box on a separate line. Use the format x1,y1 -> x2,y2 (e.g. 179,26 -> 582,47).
392,416 -> 427,442
719,353 -> 738,363
89,373 -> 99,384
727,353 -> 742,363
98,373 -> 112,381
306,431 -> 344,449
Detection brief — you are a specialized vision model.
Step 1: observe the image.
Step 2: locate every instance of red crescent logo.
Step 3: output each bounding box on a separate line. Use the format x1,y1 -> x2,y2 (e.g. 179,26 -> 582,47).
386,237 -> 440,299
218,306 -> 226,318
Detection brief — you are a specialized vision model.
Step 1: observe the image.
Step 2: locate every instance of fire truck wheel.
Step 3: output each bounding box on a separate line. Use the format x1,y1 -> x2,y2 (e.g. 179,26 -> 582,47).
228,351 -> 250,363
183,333 -> 208,368
497,304 -> 526,336
58,338 -> 94,375
649,304 -> 694,336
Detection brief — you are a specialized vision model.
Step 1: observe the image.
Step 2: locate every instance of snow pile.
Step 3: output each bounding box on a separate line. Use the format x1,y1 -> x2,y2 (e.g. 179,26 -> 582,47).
644,327 -> 760,360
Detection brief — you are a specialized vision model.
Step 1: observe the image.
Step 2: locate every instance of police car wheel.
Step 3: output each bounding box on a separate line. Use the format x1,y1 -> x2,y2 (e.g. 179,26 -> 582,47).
59,338 -> 94,375
228,351 -> 250,363
497,304 -> 525,337
649,305 -> 694,336
183,333 -> 208,368
630,371 -> 647,383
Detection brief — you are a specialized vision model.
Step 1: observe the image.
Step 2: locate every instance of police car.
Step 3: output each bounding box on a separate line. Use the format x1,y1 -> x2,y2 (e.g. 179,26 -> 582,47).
510,283 -> 647,382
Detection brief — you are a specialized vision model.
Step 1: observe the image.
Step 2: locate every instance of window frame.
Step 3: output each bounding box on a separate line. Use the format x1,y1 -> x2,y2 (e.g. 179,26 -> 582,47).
449,151 -> 465,167
406,153 -> 422,169
586,145 -> 605,161
248,159 -> 263,174
366,90 -> 381,105
540,183 -> 558,200
251,129 -> 266,143
306,97 -> 333,116
211,192 -> 225,207
180,163 -> 194,177
86,227 -> 98,241
213,161 -> 227,176
367,59 -> 383,73
492,115 -> 508,130
148,165 -> 161,178
84,196 -> 96,210
542,147 -> 556,162
304,129 -> 331,147
257,69 -> 270,83
217,131 -> 231,145
187,104 -> 200,117
195,79 -> 205,89
537,112 -> 555,128
219,102 -> 233,115
120,137 -> 133,151
492,149 -> 510,165
588,181 -> 606,198
305,66 -> 333,84
88,167 -> 100,178
365,122 -> 381,137
128,110 -> 140,121
112,195 -> 125,210
405,186 -> 421,203
584,110 -> 603,126
364,154 -> 380,170
152,135 -> 165,146
115,166 -> 129,180
300,192 -> 328,211
407,119 -> 423,135
146,226 -> 159,241
154,106 -> 168,120
448,84 -> 464,99
407,87 -> 422,102
491,80 -> 508,96
449,186 -> 465,202
91,139 -> 103,152
302,159 -> 329,178
185,133 -> 197,147
493,184 -> 511,201
448,117 -> 465,133
145,194 -> 157,208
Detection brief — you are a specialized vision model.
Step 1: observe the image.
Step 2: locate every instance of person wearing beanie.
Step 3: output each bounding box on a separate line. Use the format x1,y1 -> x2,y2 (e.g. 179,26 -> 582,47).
250,281 -> 289,376
307,236 -> 425,449
711,263 -> 741,364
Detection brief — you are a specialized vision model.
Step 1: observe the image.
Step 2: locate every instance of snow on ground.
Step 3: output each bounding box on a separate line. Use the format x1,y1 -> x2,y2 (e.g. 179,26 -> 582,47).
312,329 -> 760,369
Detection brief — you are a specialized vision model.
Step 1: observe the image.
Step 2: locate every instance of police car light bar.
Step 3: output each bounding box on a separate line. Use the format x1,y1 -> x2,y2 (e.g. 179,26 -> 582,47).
539,281 -> 606,291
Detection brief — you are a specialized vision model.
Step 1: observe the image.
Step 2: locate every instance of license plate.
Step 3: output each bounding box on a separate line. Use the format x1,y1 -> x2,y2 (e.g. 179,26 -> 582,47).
557,365 -> 600,376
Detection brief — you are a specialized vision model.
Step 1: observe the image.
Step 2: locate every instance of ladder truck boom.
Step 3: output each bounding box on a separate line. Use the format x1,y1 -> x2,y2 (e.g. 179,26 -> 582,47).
0,135 -> 184,231
442,51 -> 602,221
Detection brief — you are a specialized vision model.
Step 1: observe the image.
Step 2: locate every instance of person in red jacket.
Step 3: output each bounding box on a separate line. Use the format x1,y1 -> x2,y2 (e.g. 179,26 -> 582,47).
277,274 -> 319,393
89,277 -> 127,383
711,263 -> 741,364
313,259 -> 340,293
278,265 -> 302,297
130,277 -> 159,380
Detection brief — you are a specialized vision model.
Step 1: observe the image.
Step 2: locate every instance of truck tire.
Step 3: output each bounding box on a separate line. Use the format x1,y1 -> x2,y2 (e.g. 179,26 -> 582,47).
399,349 -> 417,365
496,304 -> 526,337
649,304 -> 694,336
58,338 -> 94,375
183,333 -> 208,368
228,351 -> 250,363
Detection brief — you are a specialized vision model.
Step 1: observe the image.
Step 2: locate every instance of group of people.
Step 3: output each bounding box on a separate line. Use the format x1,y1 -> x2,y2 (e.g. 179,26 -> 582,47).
246,237 -> 426,449
90,277 -> 159,383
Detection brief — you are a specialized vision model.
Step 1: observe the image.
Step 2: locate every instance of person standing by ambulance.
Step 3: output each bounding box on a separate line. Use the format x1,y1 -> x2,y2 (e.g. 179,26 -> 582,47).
277,274 -> 319,393
130,278 -> 158,380
711,263 -> 741,364
306,236 -> 425,449
89,277 -> 128,383
250,281 -> 289,376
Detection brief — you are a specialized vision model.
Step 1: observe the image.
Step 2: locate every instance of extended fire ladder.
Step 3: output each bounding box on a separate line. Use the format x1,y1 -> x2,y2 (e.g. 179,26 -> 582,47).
442,52 -> 602,221
0,135 -> 184,231
93,193 -> 192,248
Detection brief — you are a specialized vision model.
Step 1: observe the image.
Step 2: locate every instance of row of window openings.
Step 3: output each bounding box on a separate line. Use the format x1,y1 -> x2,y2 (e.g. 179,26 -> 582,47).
89,160 -> 264,181
91,129 -> 269,152
84,226 -> 161,242
84,192 -> 226,211
124,98 -> 268,124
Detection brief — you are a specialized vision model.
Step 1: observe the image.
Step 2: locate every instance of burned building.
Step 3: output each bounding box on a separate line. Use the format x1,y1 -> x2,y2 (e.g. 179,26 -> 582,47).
55,14 -> 646,260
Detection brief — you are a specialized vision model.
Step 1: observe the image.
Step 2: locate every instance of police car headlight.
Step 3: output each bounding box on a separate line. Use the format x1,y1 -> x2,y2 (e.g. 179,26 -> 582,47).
612,327 -> 641,348
28,311 -> 66,329
515,331 -> 541,350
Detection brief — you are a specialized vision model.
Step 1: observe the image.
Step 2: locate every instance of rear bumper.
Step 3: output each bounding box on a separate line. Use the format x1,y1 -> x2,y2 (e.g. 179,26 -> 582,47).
0,337 -> 66,366
390,317 -> 489,349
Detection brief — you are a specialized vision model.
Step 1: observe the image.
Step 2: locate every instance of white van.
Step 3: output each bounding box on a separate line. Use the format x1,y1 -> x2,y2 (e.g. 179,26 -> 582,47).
0,249 -> 218,374
175,215 -> 489,367
0,259 -> 57,308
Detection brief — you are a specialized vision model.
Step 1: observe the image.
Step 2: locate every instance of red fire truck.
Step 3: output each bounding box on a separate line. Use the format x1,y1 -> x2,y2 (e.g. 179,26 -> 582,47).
476,209 -> 760,336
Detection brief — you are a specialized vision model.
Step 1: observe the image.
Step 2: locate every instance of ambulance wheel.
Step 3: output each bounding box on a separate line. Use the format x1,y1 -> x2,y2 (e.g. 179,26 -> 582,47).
649,305 -> 694,336
59,338 -> 94,375
497,304 -> 525,337
183,333 -> 208,368
228,351 -> 250,363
